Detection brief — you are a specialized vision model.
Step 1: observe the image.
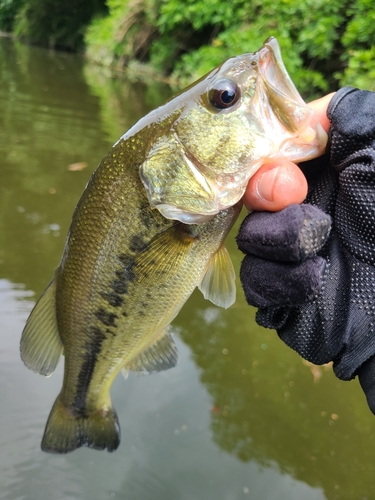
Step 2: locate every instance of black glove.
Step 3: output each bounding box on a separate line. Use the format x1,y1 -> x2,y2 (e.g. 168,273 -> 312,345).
237,87 -> 375,414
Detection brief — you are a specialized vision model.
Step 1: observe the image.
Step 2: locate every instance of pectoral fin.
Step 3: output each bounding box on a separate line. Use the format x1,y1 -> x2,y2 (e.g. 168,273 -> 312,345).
20,278 -> 63,376
198,244 -> 236,309
127,332 -> 179,374
131,224 -> 195,283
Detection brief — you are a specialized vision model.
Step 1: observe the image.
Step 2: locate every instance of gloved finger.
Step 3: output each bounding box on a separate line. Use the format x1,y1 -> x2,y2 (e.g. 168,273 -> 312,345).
357,355 -> 375,415
239,254 -> 326,308
236,204 -> 331,263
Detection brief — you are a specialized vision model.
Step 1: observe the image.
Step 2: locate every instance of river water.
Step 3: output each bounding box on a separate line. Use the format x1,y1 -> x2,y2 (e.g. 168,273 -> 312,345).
0,36 -> 374,500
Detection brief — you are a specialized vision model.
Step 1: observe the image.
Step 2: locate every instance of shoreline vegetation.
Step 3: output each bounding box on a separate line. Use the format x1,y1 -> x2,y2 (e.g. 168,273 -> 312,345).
1,0 -> 375,97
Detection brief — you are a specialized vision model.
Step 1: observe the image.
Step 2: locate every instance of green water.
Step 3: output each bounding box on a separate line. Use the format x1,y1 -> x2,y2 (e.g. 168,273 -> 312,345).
0,37 -> 374,500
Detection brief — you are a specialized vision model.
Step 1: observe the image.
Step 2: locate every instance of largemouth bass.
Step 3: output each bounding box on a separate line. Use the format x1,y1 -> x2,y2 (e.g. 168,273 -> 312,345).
20,37 -> 327,454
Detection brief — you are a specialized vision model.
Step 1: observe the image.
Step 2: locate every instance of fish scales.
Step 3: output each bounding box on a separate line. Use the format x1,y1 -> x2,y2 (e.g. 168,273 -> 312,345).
20,37 -> 327,453
56,127 -> 176,412
41,118 -> 240,452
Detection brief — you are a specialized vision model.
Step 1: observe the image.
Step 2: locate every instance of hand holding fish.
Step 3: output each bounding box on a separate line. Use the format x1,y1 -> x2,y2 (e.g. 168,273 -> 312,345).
238,87 -> 375,415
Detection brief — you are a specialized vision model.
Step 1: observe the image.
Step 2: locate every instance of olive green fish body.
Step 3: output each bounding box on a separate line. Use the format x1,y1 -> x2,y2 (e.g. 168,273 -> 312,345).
54,129 -> 173,410
21,37 -> 327,454
21,122 -> 241,453
56,130 -> 240,415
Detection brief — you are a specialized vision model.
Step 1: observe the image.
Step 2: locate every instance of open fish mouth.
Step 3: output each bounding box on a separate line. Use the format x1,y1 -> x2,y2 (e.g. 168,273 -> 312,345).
139,37 -> 327,224
255,37 -> 328,161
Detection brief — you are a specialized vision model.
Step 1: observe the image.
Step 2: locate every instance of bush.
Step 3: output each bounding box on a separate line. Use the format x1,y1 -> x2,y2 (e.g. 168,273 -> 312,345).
84,0 -> 358,98
13,0 -> 107,50
5,0 -> 375,96
0,0 -> 24,31
85,0 -> 159,67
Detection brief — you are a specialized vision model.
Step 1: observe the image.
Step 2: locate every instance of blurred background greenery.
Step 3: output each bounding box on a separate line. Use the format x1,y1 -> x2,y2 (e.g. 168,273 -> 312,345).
1,0 -> 375,98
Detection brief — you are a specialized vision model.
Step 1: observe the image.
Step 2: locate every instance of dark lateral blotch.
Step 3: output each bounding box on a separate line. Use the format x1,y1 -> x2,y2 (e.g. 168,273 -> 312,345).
129,234 -> 146,253
118,253 -> 133,267
95,307 -> 118,327
111,275 -> 129,295
73,326 -> 106,411
100,291 -> 123,308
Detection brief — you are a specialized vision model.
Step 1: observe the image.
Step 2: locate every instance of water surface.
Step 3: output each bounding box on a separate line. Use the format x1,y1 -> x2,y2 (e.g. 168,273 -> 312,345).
0,37 -> 374,500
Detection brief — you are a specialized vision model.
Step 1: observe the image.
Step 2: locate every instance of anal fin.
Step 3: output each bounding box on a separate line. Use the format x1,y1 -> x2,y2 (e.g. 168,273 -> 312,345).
127,332 -> 179,375
20,278 -> 63,376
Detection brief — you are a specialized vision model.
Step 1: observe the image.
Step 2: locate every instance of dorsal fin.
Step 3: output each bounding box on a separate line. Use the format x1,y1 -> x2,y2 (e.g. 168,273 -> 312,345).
20,278 -> 63,376
198,244 -> 236,309
127,331 -> 179,374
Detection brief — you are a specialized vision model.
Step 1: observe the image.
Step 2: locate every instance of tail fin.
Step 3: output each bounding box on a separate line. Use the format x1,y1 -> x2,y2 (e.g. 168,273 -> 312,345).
41,396 -> 121,454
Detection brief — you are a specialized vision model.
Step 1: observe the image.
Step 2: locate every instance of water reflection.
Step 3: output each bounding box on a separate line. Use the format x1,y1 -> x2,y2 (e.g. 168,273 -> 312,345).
0,36 -> 374,500
179,288 -> 375,499
0,38 -> 111,295
83,63 -> 171,143
0,37 -> 169,296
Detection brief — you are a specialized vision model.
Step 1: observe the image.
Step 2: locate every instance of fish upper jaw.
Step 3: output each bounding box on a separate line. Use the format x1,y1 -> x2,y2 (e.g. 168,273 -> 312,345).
252,37 -> 328,161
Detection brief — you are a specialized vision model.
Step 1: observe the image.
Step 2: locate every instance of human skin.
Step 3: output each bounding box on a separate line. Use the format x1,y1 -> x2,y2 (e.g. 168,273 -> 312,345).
243,93 -> 335,212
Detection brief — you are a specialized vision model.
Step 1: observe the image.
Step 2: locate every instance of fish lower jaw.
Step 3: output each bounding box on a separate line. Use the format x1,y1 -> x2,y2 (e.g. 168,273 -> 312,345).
273,121 -> 328,163
277,136 -> 327,162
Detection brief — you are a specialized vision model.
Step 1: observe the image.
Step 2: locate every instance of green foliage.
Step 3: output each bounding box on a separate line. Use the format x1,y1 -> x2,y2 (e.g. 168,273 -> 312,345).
85,12 -> 120,67
13,0 -> 107,50
337,0 -> 375,90
0,0 -> 24,31
290,0 -> 344,60
343,0 -> 375,48
172,24 -> 329,97
85,0 -> 158,67
340,48 -> 375,91
157,0 -> 247,32
158,0 -> 375,95
4,0 -> 375,95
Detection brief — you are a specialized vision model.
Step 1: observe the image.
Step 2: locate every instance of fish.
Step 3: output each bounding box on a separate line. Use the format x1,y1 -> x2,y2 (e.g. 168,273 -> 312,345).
20,37 -> 327,454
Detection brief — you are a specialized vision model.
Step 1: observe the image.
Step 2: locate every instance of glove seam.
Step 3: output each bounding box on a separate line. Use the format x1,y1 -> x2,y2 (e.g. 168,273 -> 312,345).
327,86 -> 357,121
332,146 -> 375,172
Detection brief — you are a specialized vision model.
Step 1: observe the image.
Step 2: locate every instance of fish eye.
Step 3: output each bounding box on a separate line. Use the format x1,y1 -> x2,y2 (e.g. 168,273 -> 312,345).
209,79 -> 240,110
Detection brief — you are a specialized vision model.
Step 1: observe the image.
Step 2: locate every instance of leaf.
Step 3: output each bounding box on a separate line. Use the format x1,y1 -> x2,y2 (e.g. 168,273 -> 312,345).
68,162 -> 88,171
